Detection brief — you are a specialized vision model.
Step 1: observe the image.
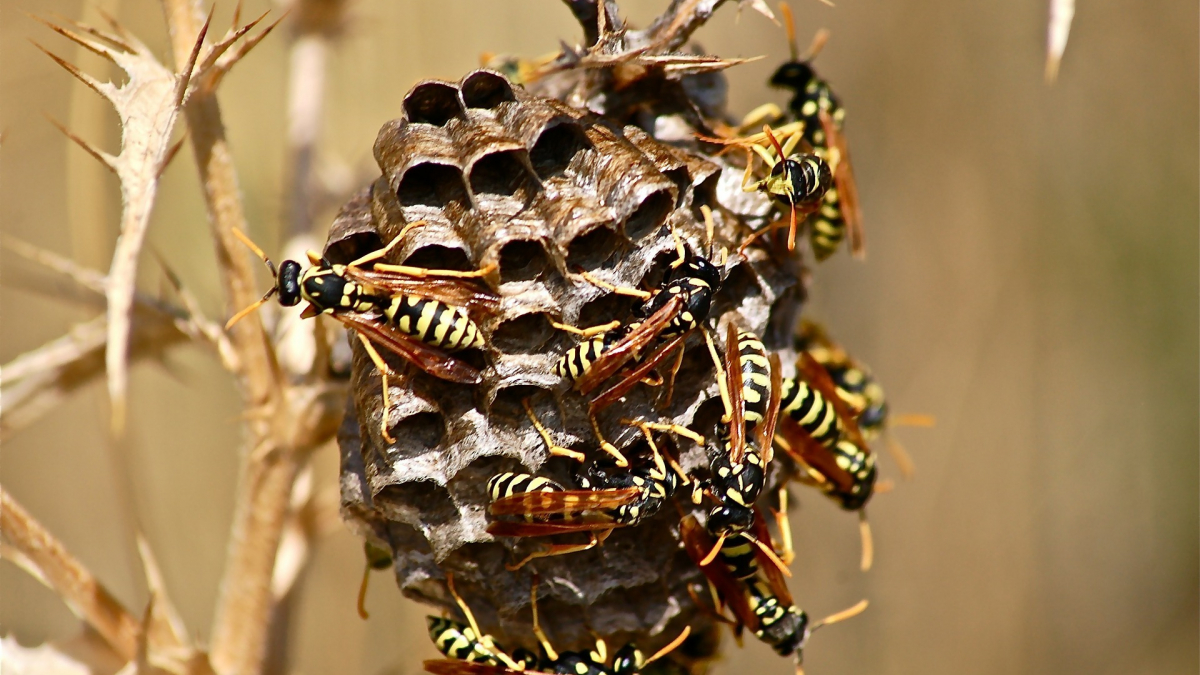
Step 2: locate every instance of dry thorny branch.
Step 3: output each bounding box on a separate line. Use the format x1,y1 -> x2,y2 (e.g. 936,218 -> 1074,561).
2,0 -> 783,674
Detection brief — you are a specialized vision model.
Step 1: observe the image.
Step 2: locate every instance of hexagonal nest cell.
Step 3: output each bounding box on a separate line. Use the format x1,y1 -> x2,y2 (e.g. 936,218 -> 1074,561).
334,66 -> 807,664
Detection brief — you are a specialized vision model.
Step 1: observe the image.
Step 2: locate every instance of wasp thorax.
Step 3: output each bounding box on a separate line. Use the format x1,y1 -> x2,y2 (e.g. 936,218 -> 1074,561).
277,260 -> 304,307
301,267 -> 357,310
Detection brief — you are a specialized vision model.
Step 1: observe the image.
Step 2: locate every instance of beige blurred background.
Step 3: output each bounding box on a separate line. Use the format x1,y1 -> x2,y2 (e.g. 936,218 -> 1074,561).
2,1 -> 1196,673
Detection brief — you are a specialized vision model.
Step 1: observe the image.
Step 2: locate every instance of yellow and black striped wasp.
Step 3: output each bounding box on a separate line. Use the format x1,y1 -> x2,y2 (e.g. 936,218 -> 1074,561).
484,433 -> 680,569
558,209 -> 726,407
795,320 -> 933,479
681,512 -> 866,672
425,573 -> 690,675
772,347 -> 878,569
765,2 -> 863,260
226,222 -> 500,441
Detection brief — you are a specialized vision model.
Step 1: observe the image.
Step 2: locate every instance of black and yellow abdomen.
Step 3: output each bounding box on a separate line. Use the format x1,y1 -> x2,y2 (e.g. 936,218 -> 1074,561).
555,328 -> 624,382
427,616 -> 504,665
383,294 -> 483,351
737,330 -> 772,428
779,376 -> 841,447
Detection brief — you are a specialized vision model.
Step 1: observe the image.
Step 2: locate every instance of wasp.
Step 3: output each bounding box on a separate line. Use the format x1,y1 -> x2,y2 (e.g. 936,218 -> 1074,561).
425,574 -> 690,675
691,326 -> 786,576
796,320 -> 933,478
773,348 -> 879,569
562,211 -> 725,402
765,2 -> 863,260
226,222 -> 500,442
681,514 -> 865,670
485,452 -> 679,568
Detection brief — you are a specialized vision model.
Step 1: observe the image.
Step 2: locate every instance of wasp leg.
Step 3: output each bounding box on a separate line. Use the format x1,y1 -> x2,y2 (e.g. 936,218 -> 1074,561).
576,270 -> 653,300
659,340 -> 687,410
589,416 -> 630,466
530,575 -> 560,663
772,486 -> 796,565
506,532 -> 604,571
523,399 -> 585,462
702,327 -> 734,423
739,102 -> 785,131
372,260 -> 499,279
550,319 -> 621,337
357,332 -> 396,443
356,558 -> 373,620
349,220 -> 427,267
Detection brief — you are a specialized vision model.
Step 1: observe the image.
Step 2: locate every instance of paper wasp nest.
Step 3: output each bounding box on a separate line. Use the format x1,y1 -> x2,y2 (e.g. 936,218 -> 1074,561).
335,67 -> 805,658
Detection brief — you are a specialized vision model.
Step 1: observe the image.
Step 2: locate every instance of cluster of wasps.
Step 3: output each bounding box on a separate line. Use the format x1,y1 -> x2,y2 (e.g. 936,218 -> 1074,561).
224,5 -> 928,672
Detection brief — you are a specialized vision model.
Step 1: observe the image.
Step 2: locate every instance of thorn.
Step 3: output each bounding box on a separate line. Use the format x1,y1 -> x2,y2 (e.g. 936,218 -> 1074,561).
43,113 -> 117,173
173,8 -> 213,108
47,11 -> 135,54
94,7 -> 137,47
29,41 -> 107,99
232,1 -> 244,30
28,14 -> 118,62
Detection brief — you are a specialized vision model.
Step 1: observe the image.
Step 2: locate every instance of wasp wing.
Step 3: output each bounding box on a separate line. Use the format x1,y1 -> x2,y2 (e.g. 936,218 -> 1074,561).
337,312 -> 482,384
758,353 -> 783,464
488,488 -> 641,517
680,515 -> 760,632
342,267 -> 501,319
423,660 -> 547,675
486,520 -> 620,538
576,294 -> 682,395
797,352 -> 866,448
724,323 -> 747,464
819,110 -> 864,259
589,332 -> 688,413
749,509 -> 794,607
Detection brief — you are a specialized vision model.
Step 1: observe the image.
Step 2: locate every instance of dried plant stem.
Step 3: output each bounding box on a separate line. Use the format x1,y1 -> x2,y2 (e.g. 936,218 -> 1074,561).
160,3 -> 295,674
0,487 -> 140,662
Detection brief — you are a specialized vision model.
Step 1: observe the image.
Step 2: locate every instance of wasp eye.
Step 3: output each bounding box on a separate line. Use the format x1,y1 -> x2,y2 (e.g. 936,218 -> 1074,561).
277,261 -> 303,306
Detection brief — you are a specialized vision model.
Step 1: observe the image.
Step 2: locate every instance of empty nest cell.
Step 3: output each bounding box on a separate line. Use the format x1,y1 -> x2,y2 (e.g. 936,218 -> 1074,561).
565,225 -> 622,271
468,150 -> 539,198
529,121 -> 591,180
490,312 -> 558,354
396,162 -> 469,208
494,238 -> 551,284
404,81 -> 466,126
622,189 -> 673,241
461,70 -> 517,109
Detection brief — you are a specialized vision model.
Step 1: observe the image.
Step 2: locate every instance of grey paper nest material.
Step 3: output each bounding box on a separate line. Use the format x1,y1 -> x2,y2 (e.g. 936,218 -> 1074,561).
334,68 -> 805,656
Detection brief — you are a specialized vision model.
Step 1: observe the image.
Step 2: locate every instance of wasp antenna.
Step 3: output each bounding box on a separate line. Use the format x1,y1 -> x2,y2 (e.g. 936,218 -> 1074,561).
803,28 -> 830,62
812,599 -> 869,630
746,533 -> 793,577
763,124 -> 786,160
224,290 -> 276,330
699,530 -> 728,567
700,205 -> 716,259
859,511 -> 874,571
231,227 -> 276,273
779,1 -> 799,61
645,625 -> 692,664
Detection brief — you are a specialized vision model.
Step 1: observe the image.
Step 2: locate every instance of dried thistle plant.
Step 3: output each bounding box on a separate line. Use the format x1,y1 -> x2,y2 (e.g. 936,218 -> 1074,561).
1,1 -> 813,674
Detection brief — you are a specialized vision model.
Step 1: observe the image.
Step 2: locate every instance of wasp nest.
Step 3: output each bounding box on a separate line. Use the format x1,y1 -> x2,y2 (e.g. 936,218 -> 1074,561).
334,62 -> 804,659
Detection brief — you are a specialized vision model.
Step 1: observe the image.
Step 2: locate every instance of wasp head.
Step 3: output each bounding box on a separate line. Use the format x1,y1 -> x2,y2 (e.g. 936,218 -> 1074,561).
611,644 -> 644,675
276,260 -> 303,307
769,61 -> 816,90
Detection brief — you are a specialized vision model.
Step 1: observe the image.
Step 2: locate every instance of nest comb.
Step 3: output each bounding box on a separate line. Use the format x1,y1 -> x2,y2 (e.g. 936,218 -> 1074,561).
334,68 -> 807,657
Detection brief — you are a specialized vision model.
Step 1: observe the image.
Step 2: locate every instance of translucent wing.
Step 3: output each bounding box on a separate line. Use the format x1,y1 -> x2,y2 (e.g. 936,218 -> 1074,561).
576,294 -> 682,395
337,312 -> 482,384
488,488 -> 641,517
